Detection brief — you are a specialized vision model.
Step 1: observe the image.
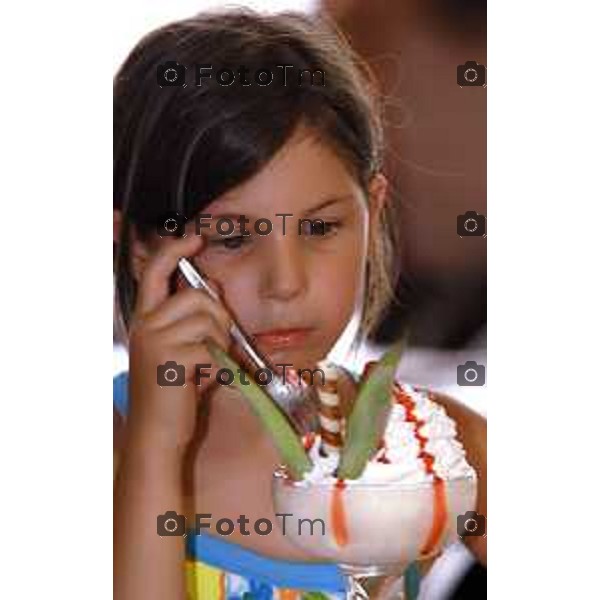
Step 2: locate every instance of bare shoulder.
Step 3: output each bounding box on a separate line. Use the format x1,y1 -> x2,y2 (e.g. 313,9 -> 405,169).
431,391 -> 487,435
426,389 -> 486,463
428,389 -> 487,565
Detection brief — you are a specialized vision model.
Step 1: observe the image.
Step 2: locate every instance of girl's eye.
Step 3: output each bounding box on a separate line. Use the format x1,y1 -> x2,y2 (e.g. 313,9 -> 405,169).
207,235 -> 251,250
301,220 -> 342,237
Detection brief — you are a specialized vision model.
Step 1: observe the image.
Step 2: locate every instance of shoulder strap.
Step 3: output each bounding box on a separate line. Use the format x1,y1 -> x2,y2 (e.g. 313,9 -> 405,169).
113,371 -> 129,418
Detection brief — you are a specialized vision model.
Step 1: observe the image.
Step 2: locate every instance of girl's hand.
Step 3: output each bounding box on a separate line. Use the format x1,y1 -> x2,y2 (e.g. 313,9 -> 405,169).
126,234 -> 233,455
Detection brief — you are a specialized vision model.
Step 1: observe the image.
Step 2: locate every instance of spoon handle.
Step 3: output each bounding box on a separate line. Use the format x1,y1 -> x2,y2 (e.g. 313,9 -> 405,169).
177,258 -> 288,380
177,258 -> 317,432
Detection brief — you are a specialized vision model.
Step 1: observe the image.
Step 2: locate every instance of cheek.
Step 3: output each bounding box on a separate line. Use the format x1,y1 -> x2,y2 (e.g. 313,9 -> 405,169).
311,238 -> 367,327
320,249 -> 362,295
336,220 -> 369,298
210,265 -> 260,324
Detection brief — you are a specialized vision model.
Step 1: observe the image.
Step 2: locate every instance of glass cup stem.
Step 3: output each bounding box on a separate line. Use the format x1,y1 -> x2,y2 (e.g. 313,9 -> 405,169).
344,574 -> 370,599
343,572 -> 407,600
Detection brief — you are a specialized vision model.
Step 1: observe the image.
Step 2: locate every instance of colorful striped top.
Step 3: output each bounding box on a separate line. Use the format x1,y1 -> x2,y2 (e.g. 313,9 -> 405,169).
114,372 -> 420,600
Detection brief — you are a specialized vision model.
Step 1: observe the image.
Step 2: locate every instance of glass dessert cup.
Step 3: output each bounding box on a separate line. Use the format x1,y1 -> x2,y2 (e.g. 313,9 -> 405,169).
272,468 -> 477,599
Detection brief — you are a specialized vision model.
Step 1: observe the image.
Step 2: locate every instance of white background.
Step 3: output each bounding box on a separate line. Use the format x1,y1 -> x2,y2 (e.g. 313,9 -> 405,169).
112,1 -> 317,71
0,1 -> 599,599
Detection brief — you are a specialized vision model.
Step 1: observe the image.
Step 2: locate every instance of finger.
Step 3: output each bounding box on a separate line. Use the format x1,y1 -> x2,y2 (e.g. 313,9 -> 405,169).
166,342 -> 236,391
152,345 -> 213,381
160,313 -> 232,354
135,235 -> 204,317
146,287 -> 233,334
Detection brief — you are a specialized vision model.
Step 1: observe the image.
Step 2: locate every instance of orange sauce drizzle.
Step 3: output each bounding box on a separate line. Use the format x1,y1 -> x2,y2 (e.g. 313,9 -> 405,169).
331,479 -> 349,547
393,384 -> 448,557
325,363 -> 448,555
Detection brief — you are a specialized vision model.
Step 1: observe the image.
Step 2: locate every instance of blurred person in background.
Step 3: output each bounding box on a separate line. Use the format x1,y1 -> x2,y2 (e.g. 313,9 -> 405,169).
322,0 -> 487,350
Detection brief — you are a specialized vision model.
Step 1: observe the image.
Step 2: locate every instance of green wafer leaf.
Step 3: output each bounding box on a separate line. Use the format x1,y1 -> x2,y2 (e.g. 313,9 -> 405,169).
337,342 -> 405,480
206,340 -> 312,480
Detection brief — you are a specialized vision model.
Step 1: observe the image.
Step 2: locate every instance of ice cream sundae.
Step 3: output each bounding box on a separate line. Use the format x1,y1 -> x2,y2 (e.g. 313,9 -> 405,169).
273,369 -> 477,569
207,341 -> 478,598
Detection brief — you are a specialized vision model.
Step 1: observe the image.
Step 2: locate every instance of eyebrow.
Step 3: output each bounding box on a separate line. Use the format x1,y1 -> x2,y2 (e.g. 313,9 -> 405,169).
304,194 -> 354,216
208,194 -> 355,222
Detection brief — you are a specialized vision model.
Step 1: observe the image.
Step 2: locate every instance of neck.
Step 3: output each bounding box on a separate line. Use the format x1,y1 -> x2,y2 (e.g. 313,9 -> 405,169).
207,384 -> 266,441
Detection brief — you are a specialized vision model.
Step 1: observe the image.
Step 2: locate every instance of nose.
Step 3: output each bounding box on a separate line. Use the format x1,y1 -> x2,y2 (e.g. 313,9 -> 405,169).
258,236 -> 308,302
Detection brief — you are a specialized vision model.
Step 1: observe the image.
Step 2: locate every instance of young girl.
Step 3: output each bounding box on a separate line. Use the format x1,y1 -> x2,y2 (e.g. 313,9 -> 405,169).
113,10 -> 487,599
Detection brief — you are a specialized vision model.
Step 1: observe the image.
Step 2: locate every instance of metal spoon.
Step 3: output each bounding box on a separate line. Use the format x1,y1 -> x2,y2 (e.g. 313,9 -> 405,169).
177,258 -> 320,433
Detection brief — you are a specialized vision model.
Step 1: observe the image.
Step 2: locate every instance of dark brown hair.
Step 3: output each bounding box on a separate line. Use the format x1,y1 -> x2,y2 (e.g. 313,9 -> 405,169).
114,9 -> 398,344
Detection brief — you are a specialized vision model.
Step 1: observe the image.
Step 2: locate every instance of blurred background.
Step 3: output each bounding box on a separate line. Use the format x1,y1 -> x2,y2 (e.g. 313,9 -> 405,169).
113,1 -> 486,597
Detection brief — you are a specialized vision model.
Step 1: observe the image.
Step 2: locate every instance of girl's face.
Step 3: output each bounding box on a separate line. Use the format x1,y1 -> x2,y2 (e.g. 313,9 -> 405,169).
137,127 -> 385,371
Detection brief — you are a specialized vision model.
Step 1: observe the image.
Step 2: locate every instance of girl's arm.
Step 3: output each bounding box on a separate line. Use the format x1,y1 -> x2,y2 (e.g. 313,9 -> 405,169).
113,407 -> 124,480
114,234 -> 233,600
114,428 -> 188,600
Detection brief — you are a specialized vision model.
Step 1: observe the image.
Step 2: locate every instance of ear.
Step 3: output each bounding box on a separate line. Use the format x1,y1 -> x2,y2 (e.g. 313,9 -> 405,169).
113,209 -> 153,284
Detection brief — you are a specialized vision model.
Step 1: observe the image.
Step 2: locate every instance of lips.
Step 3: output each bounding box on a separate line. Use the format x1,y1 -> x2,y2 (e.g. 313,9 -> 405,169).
252,327 -> 314,348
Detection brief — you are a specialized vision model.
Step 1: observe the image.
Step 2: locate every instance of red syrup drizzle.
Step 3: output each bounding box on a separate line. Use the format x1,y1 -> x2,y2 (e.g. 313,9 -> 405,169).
328,360 -> 381,548
393,384 -> 448,557
303,432 -> 316,451
331,479 -> 349,547
302,431 -> 349,546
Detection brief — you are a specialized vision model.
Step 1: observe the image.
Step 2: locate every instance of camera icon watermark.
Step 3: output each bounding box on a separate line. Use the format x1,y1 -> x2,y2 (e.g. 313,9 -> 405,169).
457,61 -> 486,87
157,511 -> 187,536
157,61 -> 187,87
157,361 -> 186,387
457,511 -> 486,537
457,361 -> 485,386
457,211 -> 486,237
157,211 -> 187,238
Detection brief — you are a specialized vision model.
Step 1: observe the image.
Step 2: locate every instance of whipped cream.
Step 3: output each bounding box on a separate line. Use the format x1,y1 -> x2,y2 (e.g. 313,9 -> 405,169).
302,383 -> 476,485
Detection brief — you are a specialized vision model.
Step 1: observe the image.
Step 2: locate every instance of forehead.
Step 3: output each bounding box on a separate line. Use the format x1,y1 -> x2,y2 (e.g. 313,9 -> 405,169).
205,128 -> 364,218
